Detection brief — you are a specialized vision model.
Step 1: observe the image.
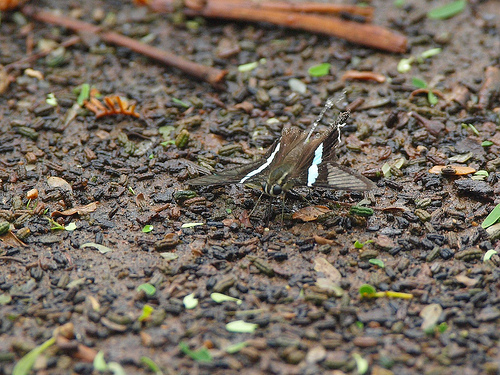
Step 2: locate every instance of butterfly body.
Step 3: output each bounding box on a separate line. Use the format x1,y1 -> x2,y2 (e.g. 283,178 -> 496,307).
188,119 -> 375,195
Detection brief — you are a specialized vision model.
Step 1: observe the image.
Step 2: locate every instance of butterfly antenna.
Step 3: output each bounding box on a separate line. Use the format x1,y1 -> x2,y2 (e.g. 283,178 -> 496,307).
305,91 -> 349,143
305,97 -> 336,143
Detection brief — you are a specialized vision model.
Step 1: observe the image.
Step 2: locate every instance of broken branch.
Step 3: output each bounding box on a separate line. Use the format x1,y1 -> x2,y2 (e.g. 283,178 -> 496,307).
184,0 -> 374,21
21,5 -> 228,88
144,0 -> 407,53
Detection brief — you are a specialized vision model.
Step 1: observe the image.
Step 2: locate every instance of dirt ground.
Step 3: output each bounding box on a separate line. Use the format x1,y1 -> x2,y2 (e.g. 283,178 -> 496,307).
1,0 -> 500,374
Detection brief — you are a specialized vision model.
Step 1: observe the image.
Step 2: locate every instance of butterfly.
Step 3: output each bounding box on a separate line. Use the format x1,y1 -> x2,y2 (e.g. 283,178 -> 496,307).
188,98 -> 375,202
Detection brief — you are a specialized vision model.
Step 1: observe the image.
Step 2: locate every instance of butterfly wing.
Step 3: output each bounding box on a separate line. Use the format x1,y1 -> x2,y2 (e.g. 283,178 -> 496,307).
188,159 -> 269,186
189,127 -> 304,187
291,125 -> 375,191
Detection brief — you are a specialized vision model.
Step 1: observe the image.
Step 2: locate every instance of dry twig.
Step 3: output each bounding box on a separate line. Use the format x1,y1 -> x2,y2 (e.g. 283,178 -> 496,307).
21,5 -> 228,88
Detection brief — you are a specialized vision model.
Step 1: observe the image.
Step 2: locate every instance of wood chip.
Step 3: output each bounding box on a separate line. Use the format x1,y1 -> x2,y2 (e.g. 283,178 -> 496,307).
292,205 -> 330,222
429,165 -> 476,175
51,202 -> 99,217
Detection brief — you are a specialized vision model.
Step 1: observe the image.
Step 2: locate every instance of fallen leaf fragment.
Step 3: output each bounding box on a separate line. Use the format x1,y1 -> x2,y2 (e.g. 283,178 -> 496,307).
455,274 -> 478,287
52,202 -> 98,217
0,231 -> 27,247
341,70 -> 386,83
135,193 -> 148,209
292,205 -> 330,222
0,65 -> 14,94
80,242 -> 113,254
429,165 -> 476,175
314,257 -> 341,283
313,234 -> 335,245
420,303 -> 443,331
47,176 -> 73,192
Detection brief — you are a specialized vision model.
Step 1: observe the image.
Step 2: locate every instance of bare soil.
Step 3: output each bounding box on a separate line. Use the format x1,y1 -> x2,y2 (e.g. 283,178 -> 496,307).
1,1 -> 500,374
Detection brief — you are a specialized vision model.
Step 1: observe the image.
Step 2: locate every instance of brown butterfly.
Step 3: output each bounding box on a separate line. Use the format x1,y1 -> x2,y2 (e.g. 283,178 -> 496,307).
189,98 -> 374,198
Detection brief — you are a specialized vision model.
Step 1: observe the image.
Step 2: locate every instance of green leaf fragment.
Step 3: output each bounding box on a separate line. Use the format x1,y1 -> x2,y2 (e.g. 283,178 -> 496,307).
428,0 -> 466,20
210,292 -> 242,305
142,225 -> 154,233
0,293 -> 12,305
308,63 -> 331,77
183,293 -> 198,309
412,77 -> 427,89
225,341 -> 248,354
107,362 -> 126,375
181,222 -> 204,228
178,342 -> 213,363
359,284 -> 376,296
428,91 -> 438,105
394,0 -> 405,8
159,252 -> 178,261
65,222 -> 77,231
80,242 -> 114,254
369,258 -> 385,268
354,240 -> 364,249
482,140 -> 493,147
226,320 -> 259,333
467,123 -> 480,136
93,351 -> 107,372
483,249 -> 498,262
397,58 -> 413,73
141,356 -> 163,375
421,48 -> 442,59
138,304 -> 155,322
171,97 -> 190,108
381,163 -> 391,178
77,83 -> 90,106
137,283 -> 156,296
482,204 -> 500,229
238,61 -> 259,72
46,93 -> 58,106
13,337 -> 56,375
353,353 -> 369,375
438,322 -> 448,333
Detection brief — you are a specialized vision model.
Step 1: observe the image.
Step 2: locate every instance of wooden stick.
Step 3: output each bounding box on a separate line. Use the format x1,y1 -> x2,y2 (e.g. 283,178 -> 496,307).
146,0 -> 407,53
21,5 -> 228,88
5,35 -> 81,71
184,0 -> 374,21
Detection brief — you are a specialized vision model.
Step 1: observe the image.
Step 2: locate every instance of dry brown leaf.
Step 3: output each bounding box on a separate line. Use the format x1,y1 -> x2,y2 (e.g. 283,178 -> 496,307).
292,205 -> 330,222
135,193 -> 149,209
0,65 -> 13,94
313,235 -> 334,245
429,165 -> 476,175
0,231 -> 27,247
455,274 -> 479,287
47,176 -> 73,191
420,303 -> 442,331
341,70 -> 386,83
52,202 -> 98,217
314,257 -> 341,283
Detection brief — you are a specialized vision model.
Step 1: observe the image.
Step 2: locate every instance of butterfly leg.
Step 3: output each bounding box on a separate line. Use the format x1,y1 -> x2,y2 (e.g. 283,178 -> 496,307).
280,194 -> 286,224
249,191 -> 264,217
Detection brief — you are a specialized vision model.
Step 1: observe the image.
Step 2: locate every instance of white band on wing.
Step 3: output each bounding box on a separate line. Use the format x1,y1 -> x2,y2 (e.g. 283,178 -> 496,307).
239,143 -> 281,184
307,142 -> 323,186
